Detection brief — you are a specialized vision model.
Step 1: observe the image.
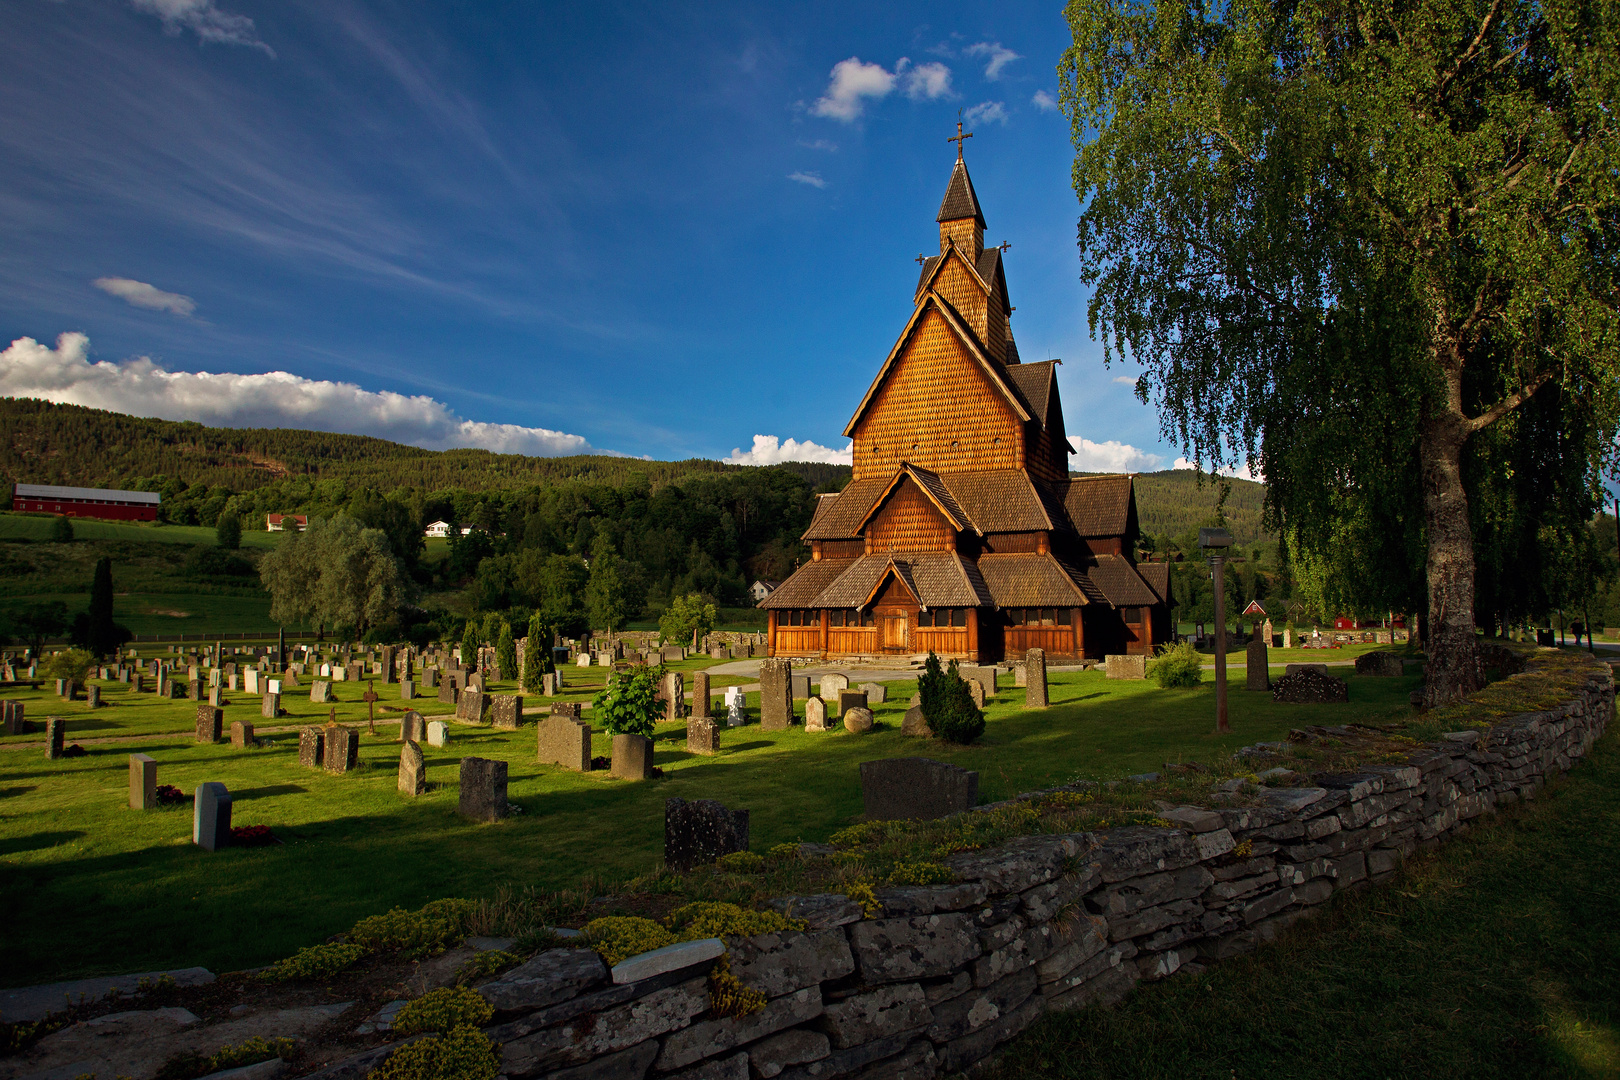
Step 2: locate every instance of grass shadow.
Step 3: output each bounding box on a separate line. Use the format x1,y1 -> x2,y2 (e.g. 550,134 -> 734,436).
0,830 -> 86,856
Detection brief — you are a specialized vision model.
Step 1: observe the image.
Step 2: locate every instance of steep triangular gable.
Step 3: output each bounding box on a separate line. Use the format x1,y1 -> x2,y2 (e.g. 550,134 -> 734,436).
863,561 -> 919,609
913,237 -> 993,307
844,293 -> 1031,438
855,465 -> 975,536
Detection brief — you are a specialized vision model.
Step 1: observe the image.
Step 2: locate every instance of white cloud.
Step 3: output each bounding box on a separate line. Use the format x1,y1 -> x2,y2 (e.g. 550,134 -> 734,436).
965,42 -> 1021,80
798,139 -> 838,152
1111,374 -> 1138,386
93,277 -> 197,317
899,60 -> 953,100
130,0 -> 275,56
1069,437 -> 1165,473
787,171 -> 828,189
1173,457 -> 1264,482
725,435 -> 852,467
1032,89 -> 1059,112
0,333 -> 597,457
963,101 -> 1008,126
810,58 -> 896,121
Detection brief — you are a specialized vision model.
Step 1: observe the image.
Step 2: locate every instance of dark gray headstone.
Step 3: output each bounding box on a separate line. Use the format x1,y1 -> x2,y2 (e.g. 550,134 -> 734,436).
537,713 -> 592,771
325,727 -> 358,773
399,742 -> 426,796
260,692 -> 281,719
1355,651 -> 1406,677
459,757 -> 508,822
2,700 -> 23,736
298,726 -> 324,769
664,797 -> 749,872
691,671 -> 710,720
837,690 -> 868,718
400,710 -> 426,743
758,658 -> 792,731
611,733 -> 655,780
791,673 -> 812,699
230,720 -> 254,748
1025,648 -> 1049,709
193,782 -> 232,851
195,703 -> 222,744
438,678 -> 457,705
1245,638 -> 1271,691
491,694 -> 524,730
958,666 -> 996,701
859,757 -> 978,822
686,716 -> 720,755
86,685 -> 101,709
45,717 -> 64,760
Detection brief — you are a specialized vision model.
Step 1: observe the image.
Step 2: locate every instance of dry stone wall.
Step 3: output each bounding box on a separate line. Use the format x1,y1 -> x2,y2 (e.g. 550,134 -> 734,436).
465,657 -> 1613,1080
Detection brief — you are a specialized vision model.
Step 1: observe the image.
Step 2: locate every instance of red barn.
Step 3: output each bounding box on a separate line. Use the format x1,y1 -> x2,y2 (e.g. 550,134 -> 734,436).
12,483 -> 160,521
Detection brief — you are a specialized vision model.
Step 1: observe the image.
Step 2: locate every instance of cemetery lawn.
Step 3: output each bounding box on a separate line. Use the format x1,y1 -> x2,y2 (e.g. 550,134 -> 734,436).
0,513 -> 280,549
0,665 -> 1421,987
990,727 -> 1620,1080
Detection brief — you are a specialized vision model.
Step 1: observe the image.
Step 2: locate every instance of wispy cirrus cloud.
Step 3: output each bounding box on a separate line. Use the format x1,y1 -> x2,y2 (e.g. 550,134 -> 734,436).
965,42 -> 1021,80
963,101 -> 1008,126
92,277 -> 196,317
725,434 -> 851,466
130,0 -> 275,56
787,171 -> 828,189
809,56 -> 953,122
1,333 -> 601,457
1032,89 -> 1059,112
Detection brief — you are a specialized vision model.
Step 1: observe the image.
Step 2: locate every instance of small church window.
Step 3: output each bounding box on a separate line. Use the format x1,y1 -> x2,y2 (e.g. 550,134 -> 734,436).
951,608 -> 966,628
861,609 -> 876,627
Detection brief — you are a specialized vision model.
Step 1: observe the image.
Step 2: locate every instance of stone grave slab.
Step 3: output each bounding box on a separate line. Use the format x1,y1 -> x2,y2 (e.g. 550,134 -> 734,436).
758,658 -> 792,731
193,782 -> 231,851
129,754 -> 157,809
195,704 -> 222,744
491,694 -> 524,730
298,727 -> 324,769
860,757 -> 977,821
611,733 -> 655,780
260,692 -> 281,719
427,721 -> 449,747
325,727 -> 359,774
691,671 -> 710,719
1245,639 -> 1271,691
664,797 -> 749,871
803,697 -> 828,732
1105,654 -> 1147,680
819,673 -> 849,698
230,721 -> 254,749
1025,648 -> 1049,708
837,690 -> 868,718
459,757 -> 508,822
399,743 -> 426,796
537,713 -> 592,771
685,716 -> 720,755
456,690 -> 488,723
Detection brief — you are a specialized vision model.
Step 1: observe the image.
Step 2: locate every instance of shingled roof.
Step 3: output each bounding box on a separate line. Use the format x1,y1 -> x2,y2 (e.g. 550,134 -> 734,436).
1136,561 -> 1173,606
855,463 -> 974,535
977,553 -> 1092,607
1063,475 -> 1137,537
758,558 -> 856,609
937,158 -> 985,227
940,470 -> 1053,533
801,478 -> 888,540
1005,361 -> 1056,425
811,553 -> 992,609
1084,554 -> 1162,607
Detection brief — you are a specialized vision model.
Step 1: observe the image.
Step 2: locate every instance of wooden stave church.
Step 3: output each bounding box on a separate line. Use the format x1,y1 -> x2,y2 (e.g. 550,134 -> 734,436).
763,139 -> 1173,664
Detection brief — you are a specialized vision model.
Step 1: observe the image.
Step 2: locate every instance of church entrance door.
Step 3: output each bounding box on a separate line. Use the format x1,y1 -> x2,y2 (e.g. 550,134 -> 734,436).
882,615 -> 910,651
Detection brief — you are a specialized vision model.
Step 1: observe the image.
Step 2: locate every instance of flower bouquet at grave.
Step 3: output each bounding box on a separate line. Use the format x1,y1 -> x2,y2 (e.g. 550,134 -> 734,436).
231,824 -> 278,847
155,784 -> 187,806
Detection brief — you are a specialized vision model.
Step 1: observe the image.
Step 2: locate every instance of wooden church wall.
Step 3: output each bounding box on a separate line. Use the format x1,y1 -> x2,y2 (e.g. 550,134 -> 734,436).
854,308 -> 1023,479
867,478 -> 953,553
933,257 -> 990,347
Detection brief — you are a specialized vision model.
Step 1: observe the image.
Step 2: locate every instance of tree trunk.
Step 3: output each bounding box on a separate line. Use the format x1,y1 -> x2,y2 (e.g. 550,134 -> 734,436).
1419,410 -> 1483,706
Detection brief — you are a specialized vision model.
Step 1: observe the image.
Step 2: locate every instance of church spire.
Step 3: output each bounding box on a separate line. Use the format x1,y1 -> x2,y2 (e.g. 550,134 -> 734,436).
937,122 -> 985,260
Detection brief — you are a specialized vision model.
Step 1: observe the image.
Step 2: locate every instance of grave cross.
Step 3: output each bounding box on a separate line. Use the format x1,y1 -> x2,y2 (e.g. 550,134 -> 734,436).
362,680 -> 380,735
948,120 -> 973,159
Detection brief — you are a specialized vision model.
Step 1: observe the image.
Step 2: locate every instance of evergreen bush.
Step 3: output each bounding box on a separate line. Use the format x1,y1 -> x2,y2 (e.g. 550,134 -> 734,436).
1151,640 -> 1205,689
917,652 -> 985,744
460,621 -> 479,671
495,621 -> 517,684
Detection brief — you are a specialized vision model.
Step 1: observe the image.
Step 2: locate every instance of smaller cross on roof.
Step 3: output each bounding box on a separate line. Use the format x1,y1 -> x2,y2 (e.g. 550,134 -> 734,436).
948,120 -> 973,160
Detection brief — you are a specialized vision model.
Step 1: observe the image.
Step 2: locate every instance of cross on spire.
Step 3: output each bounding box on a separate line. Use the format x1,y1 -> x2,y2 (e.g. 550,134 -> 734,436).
948,120 -> 973,160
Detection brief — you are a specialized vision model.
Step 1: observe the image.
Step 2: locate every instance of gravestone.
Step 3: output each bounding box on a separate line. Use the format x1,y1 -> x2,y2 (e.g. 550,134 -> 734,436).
837,690 -> 868,718
438,680 -> 457,705
427,721 -> 449,748
130,674 -> 143,694
790,674 -> 812,699
860,757 -> 978,821
193,783 -> 232,851
901,705 -> 931,737
691,671 -> 710,719
310,680 -> 333,704
422,667 -> 437,690
664,797 -> 749,871
661,645 -> 683,663
331,665 -> 347,682
858,682 -> 887,705
537,713 -> 592,771
662,671 -> 684,722
298,727 -> 324,769
467,673 -> 485,694
87,685 -> 101,709
685,716 -> 720,755
803,696 -> 828,732
325,727 -> 359,774
723,685 -> 746,727
2,701 -> 23,736
267,679 -> 282,696
611,733 -> 655,780
1025,648 -> 1049,708
282,671 -> 300,690
491,694 -> 524,730
1285,663 -> 1331,677
541,672 -> 556,696
380,646 -> 396,684
709,646 -> 725,660
1283,628 -> 1294,649
188,679 -> 203,701
958,666 -> 996,701
457,690 -> 488,723
758,658 -> 791,731
458,757 -> 508,822
819,673 -> 849,698
576,654 -> 591,668
398,742 -> 426,796
967,679 -> 985,709
1245,638 -> 1271,691
227,675 -> 238,692
1105,654 -> 1148,680
207,685 -> 225,708
196,703 -> 223,744
230,720 -> 254,748
261,692 -> 281,719
843,706 -> 874,734
1272,669 -> 1350,703
244,669 -> 260,695
345,663 -> 362,682
399,711 -> 426,743
399,679 -> 415,701
129,753 -> 157,809
1355,651 -> 1406,677
45,719 -> 63,760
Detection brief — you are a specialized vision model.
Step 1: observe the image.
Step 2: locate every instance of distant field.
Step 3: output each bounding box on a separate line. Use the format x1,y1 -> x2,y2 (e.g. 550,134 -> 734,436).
0,591 -> 288,637
0,513 -> 280,549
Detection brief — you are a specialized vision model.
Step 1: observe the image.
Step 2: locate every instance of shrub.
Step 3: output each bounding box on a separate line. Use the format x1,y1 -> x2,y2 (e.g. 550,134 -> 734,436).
666,902 -> 805,939
707,956 -> 766,1019
392,987 -> 495,1037
885,861 -> 956,887
456,950 -> 519,985
155,1036 -> 295,1079
215,511 -> 242,550
1151,641 -> 1205,689
591,666 -> 658,737
766,842 -> 802,862
370,1026 -> 500,1080
350,899 -> 476,956
41,648 -> 94,685
495,621 -> 518,684
843,880 -> 882,917
829,821 -> 888,848
582,916 -> 676,966
917,652 -> 985,744
460,621 -> 480,670
49,515 -> 73,543
715,851 -> 765,874
257,943 -> 367,982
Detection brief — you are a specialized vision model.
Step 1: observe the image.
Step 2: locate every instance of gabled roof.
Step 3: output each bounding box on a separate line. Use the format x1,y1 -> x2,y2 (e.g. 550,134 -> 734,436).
1084,553 -> 1162,607
844,291 -> 1031,438
937,158 -> 985,226
940,470 -> 1054,533
1137,562 -> 1173,606
977,553 -> 1092,607
855,462 -> 975,536
1062,475 -> 1137,537
810,553 -> 992,610
802,479 -> 888,540
1005,361 -> 1057,425
759,558 -> 856,609
14,483 -> 160,505
912,237 -> 994,307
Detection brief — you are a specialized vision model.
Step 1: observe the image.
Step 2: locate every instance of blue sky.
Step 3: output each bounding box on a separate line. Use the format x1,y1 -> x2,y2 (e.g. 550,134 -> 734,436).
0,0 -> 1184,472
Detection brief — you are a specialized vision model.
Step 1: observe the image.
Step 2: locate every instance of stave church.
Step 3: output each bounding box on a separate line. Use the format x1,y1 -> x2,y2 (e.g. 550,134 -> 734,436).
763,130 -> 1172,663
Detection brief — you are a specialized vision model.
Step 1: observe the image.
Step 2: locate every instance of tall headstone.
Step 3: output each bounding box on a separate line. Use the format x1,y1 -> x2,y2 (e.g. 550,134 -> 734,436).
207,685 -> 224,708
457,690 -> 488,723
803,696 -> 828,732
399,711 -> 426,743
399,742 -> 426,796
325,727 -> 359,774
662,671 -> 684,722
664,798 -> 749,871
758,658 -> 792,731
611,733 -> 655,780
438,679 -> 457,705
129,753 -> 157,809
399,679 -> 415,701
196,703 -> 223,744
298,726 -> 324,769
1246,637 -> 1271,691
230,720 -> 255,748
2,700 -> 24,736
380,645 -> 396,684
691,671 -> 710,719
193,782 -> 232,851
1025,648 -> 1049,709
859,757 -> 978,821
538,711 -> 593,771
490,694 -> 524,730
261,692 -> 281,719
244,668 -> 260,695
458,757 -> 508,822
86,685 -> 101,709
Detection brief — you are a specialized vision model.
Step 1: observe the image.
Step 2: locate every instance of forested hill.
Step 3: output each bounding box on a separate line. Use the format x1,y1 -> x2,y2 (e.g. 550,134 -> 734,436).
0,398 -> 850,493
1127,470 -> 1270,548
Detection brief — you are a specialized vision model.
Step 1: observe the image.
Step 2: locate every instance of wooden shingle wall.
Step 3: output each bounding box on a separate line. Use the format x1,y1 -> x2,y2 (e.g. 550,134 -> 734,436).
853,308 -> 1022,480
934,257 -> 990,348
866,477 -> 954,553
941,219 -> 982,261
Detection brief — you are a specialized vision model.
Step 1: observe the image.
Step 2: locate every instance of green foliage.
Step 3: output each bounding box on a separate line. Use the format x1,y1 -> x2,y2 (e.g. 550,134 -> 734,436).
495,621 -> 517,682
48,515 -> 73,542
41,648 -> 94,684
591,665 -> 658,737
461,620 -> 480,669
659,593 -> 717,648
259,515 -> 413,636
666,902 -> 805,938
154,1036 -> 295,1080
581,916 -> 676,966
349,898 -> 477,956
917,652 -> 986,745
371,1026 -> 500,1080
522,611 -> 548,693
886,861 -> 956,887
585,548 -> 632,634
215,511 -> 242,550
1150,641 -> 1204,689
714,851 -> 766,874
456,949 -> 519,985
392,986 -> 495,1037
257,942 -> 367,982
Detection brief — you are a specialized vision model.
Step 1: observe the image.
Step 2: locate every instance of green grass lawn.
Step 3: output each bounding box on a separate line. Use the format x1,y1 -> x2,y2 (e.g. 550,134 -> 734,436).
990,727 -> 1620,1080
0,664 -> 1420,987
0,513 -> 280,549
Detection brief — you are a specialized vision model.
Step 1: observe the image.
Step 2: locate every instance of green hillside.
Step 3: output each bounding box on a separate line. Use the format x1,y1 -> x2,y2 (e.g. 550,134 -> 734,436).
1130,469 -> 1270,548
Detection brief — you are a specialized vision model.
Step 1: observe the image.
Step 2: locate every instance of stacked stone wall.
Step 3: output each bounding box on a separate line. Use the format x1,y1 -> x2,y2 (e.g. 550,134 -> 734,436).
457,657 -> 1613,1080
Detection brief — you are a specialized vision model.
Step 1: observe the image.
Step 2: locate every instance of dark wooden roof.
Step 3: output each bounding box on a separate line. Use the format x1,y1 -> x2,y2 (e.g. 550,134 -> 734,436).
855,463 -> 974,535
1137,561 -> 1172,605
801,478 -> 887,540
977,553 -> 1092,606
759,558 -> 856,609
941,470 -> 1053,533
1005,361 -> 1056,424
936,158 -> 985,226
1084,553 -> 1161,606
1062,475 -> 1137,537
812,553 -> 992,609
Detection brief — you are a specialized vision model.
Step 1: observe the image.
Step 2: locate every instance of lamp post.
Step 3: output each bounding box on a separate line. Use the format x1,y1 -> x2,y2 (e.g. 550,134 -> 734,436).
1200,528 -> 1234,733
